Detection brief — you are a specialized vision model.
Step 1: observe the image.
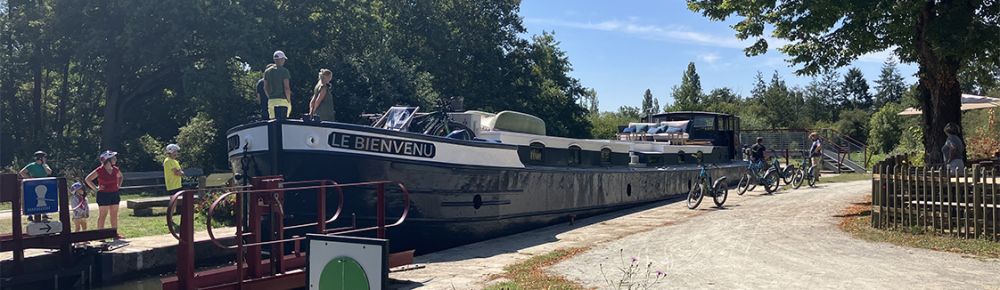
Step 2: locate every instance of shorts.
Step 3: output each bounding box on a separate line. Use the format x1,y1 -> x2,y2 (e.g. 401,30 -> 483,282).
268,98 -> 292,119
97,191 -> 121,206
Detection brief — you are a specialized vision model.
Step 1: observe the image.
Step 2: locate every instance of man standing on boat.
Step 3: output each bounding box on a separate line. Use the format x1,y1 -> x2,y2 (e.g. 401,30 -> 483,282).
264,50 -> 292,119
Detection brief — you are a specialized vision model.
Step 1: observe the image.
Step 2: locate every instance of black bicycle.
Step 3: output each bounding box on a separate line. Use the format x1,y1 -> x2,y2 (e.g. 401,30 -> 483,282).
687,152 -> 729,209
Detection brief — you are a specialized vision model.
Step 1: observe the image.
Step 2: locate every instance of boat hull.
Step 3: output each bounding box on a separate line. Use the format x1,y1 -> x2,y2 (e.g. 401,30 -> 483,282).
231,149 -> 744,253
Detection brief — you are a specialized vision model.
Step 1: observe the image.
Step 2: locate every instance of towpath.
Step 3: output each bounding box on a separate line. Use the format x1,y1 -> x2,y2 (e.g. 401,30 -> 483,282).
390,180 -> 1000,289
551,180 -> 1000,289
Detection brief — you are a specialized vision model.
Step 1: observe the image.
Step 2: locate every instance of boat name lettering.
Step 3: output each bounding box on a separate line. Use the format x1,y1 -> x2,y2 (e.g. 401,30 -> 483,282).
327,132 -> 436,158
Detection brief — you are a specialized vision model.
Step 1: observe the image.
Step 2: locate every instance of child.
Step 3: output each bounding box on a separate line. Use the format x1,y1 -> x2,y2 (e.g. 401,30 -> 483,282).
69,182 -> 90,232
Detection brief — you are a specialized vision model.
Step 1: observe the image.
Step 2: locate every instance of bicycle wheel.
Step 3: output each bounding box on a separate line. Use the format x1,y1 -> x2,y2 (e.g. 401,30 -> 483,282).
807,166 -> 818,187
687,181 -> 705,209
781,165 -> 796,185
763,169 -> 780,194
712,178 -> 728,208
736,174 -> 751,195
791,168 -> 805,189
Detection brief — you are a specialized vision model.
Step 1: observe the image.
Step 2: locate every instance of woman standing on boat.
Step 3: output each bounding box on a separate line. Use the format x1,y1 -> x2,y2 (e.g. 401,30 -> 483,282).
85,150 -> 124,238
308,69 -> 335,121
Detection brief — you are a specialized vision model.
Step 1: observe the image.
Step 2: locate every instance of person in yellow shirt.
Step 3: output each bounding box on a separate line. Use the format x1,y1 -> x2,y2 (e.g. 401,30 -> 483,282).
164,144 -> 185,194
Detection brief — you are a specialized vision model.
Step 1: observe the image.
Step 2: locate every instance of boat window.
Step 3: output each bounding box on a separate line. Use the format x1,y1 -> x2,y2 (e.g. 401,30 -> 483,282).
530,142 -> 544,162
568,146 -> 582,166
600,148 -> 612,164
691,116 -> 716,131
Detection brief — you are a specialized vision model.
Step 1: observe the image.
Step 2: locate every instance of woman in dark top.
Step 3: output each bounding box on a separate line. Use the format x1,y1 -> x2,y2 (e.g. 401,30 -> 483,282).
308,69 -> 335,121
85,150 -> 124,238
942,123 -> 965,173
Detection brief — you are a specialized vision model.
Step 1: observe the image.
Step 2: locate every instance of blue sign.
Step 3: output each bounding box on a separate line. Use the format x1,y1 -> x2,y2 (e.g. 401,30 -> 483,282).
23,177 -> 59,215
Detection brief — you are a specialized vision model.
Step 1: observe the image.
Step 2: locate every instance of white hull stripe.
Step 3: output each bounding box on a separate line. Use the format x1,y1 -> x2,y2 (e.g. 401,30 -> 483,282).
278,124 -> 526,168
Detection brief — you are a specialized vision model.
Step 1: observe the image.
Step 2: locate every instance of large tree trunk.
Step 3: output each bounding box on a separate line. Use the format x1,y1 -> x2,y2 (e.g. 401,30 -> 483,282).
101,56 -> 123,151
58,61 -> 69,133
31,48 -> 43,146
914,1 -> 966,165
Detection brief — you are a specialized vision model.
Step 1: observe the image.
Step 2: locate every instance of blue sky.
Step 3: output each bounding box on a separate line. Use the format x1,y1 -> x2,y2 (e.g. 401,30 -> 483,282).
518,1 -> 918,112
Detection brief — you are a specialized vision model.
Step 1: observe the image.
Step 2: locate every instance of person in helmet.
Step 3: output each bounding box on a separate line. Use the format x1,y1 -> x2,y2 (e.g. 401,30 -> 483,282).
20,151 -> 53,221
85,150 -> 124,238
19,151 -> 52,179
163,144 -> 185,194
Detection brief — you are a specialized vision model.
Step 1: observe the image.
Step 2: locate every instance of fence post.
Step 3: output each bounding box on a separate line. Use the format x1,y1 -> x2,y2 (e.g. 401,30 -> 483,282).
992,169 -> 998,241
903,164 -> 910,228
972,165 -> 982,239
872,163 -> 880,228
920,165 -> 927,229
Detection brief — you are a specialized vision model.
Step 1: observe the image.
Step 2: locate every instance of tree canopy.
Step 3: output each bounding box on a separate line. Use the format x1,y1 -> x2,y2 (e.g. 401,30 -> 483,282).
0,0 -> 594,171
688,0 -> 1000,163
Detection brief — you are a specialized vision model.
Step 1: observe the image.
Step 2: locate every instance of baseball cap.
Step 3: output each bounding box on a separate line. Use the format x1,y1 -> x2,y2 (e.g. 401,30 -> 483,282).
273,50 -> 287,60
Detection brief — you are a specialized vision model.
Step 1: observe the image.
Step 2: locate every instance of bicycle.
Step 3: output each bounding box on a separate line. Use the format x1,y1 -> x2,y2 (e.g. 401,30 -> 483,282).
771,151 -> 796,185
791,151 -> 819,189
687,151 -> 729,209
736,157 -> 779,195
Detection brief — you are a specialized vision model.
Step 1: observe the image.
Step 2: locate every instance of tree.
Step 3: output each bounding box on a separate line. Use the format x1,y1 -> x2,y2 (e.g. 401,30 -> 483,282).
641,89 -> 656,117
688,0 -> 1000,163
874,59 -> 907,108
617,106 -> 641,120
803,71 -> 839,123
868,103 -> 905,153
842,68 -> 873,111
671,62 -> 702,111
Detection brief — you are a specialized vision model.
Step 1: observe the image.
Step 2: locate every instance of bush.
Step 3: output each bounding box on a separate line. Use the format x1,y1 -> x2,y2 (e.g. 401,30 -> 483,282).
195,190 -> 236,226
176,112 -> 218,170
868,103 -> 904,154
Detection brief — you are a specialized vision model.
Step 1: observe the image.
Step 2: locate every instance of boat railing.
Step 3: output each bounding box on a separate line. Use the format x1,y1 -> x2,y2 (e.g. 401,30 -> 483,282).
163,176 -> 411,290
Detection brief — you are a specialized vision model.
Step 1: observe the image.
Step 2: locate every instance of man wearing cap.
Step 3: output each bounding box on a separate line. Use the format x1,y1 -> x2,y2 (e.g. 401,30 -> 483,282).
264,50 -> 292,118
163,144 -> 185,195
20,151 -> 53,221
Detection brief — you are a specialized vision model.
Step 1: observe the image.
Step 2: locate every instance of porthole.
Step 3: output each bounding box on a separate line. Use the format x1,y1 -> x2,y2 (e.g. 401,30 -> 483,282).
626,183 -> 632,197
473,194 -> 483,209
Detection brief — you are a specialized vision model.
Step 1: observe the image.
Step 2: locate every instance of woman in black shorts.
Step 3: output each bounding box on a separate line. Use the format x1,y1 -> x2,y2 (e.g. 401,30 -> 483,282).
86,150 -> 124,239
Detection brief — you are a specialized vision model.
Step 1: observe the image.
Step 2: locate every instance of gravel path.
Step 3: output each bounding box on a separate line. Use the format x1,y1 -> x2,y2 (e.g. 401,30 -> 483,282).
550,181 -> 1000,289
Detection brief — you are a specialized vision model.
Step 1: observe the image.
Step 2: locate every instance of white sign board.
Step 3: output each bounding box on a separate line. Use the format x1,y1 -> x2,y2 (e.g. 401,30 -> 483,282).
307,234 -> 388,290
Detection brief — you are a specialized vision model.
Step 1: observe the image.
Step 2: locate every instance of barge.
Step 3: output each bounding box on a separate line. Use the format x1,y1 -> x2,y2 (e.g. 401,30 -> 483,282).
226,107 -> 745,252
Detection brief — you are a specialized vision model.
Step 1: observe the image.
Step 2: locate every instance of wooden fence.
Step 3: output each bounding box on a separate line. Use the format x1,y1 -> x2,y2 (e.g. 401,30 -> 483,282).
871,159 -> 999,241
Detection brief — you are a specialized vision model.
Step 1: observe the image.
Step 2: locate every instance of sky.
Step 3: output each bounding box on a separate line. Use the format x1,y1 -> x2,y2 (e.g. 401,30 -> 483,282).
518,1 -> 918,112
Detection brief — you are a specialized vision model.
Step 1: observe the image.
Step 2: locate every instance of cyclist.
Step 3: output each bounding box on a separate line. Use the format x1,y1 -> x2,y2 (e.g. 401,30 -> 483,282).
808,132 -> 822,180
750,137 -> 767,170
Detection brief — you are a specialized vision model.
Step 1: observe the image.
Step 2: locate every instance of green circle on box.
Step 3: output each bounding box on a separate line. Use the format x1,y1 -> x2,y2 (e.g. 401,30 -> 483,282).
319,256 -> 370,290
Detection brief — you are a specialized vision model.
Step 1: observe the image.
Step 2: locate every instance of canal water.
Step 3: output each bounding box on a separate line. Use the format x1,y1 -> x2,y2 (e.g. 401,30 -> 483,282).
94,275 -> 164,290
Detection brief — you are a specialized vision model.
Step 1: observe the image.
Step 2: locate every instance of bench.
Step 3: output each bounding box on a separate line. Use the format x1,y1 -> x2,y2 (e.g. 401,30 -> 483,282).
120,168 -> 205,194
125,172 -> 233,216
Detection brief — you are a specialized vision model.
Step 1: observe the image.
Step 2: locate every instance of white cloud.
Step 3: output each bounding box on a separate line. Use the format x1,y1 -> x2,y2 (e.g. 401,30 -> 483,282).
698,52 -> 721,64
525,18 -> 789,50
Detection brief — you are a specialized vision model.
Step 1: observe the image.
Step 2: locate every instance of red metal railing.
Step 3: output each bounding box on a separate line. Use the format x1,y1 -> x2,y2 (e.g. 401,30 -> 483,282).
163,176 -> 411,290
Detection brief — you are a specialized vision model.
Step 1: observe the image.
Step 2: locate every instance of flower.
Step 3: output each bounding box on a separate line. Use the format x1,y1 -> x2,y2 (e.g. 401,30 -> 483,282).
631,257 -> 638,264
656,270 -> 665,277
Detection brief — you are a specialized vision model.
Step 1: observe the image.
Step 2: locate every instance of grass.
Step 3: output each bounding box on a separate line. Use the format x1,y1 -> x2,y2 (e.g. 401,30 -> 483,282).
485,247 -> 588,290
0,192 -> 162,211
838,198 -> 1000,259
0,201 -> 209,239
818,173 -> 871,184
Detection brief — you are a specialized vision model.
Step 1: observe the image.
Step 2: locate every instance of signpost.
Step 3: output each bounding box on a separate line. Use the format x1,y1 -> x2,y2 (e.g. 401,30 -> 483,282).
22,177 -> 59,215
